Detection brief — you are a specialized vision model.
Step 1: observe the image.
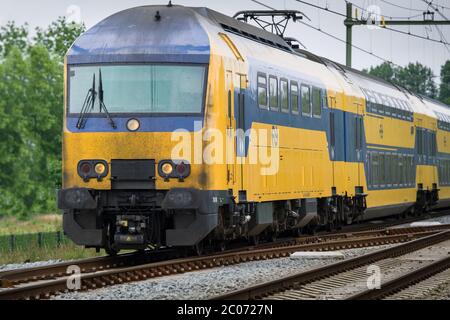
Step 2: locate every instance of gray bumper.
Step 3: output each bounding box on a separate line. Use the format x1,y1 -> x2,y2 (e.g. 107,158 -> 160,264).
57,188 -> 96,210
162,189 -> 228,246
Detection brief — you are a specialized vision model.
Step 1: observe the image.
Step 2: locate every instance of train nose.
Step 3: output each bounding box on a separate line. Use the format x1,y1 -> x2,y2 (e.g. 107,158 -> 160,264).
109,159 -> 156,189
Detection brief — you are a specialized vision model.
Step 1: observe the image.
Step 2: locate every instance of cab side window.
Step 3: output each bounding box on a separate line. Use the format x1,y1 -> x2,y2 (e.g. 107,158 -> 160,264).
312,87 -> 321,118
269,76 -> 278,110
290,81 -> 299,114
257,73 -> 268,108
301,84 -> 311,116
280,79 -> 289,113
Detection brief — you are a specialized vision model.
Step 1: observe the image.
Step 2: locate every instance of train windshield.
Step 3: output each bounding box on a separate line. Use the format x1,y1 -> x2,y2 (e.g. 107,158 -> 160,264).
68,64 -> 206,114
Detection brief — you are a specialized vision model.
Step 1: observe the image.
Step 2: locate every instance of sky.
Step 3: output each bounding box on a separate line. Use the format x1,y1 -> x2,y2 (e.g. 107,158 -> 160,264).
1,0 -> 449,80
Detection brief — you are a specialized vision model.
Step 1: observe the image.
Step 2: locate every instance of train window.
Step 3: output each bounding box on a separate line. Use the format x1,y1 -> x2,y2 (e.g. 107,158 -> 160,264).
269,76 -> 278,110
372,153 -> 379,187
399,155 -> 404,186
290,81 -> 299,114
379,153 -> 385,186
386,154 -> 391,186
301,84 -> 311,116
322,90 -> 328,109
391,107 -> 397,119
312,87 -> 322,118
417,129 -> 423,156
280,79 -> 289,113
410,156 -> 415,186
393,154 -> 399,187
257,73 -> 268,108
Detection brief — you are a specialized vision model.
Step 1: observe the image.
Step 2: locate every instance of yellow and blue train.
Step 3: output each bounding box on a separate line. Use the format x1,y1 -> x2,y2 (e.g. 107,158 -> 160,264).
58,4 -> 450,254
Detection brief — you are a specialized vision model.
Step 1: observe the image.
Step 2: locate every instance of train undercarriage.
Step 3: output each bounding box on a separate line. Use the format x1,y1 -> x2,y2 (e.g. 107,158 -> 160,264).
58,185 -> 439,255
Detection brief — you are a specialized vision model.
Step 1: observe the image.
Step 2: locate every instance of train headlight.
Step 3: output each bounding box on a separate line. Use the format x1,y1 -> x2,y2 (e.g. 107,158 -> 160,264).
94,162 -> 106,175
127,118 -> 140,131
161,162 -> 174,175
78,160 -> 108,181
80,162 -> 92,175
158,160 -> 190,180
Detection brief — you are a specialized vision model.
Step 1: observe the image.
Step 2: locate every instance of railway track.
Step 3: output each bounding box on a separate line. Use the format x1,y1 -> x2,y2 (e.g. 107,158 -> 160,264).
1,223 -> 445,290
210,229 -> 450,300
2,209 -> 445,290
0,224 -> 449,300
347,255 -> 450,300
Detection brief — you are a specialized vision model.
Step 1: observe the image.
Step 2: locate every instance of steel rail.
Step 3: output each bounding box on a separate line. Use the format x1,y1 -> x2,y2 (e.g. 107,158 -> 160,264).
210,230 -> 450,300
0,229 -> 441,300
347,255 -> 450,300
1,223 -> 449,293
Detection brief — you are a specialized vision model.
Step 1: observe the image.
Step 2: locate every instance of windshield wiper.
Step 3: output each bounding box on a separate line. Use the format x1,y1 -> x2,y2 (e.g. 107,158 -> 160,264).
98,68 -> 117,129
76,74 -> 96,129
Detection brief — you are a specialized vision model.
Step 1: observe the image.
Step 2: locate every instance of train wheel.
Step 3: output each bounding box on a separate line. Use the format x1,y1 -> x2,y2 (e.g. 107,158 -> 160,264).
292,228 -> 302,237
105,223 -> 119,256
217,241 -> 227,252
194,241 -> 204,256
105,242 -> 119,256
249,235 -> 259,246
269,233 -> 277,243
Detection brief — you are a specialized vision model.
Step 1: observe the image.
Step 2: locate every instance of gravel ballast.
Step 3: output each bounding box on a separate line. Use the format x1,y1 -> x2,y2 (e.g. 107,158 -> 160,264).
53,245 -> 394,300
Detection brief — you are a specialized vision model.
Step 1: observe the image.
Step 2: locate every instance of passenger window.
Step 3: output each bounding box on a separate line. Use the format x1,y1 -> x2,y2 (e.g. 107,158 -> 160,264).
322,90 -> 328,108
290,81 -> 299,114
380,154 -> 385,185
257,73 -> 267,108
301,84 -> 311,116
280,79 -> 289,113
269,76 -> 278,110
312,87 -> 321,117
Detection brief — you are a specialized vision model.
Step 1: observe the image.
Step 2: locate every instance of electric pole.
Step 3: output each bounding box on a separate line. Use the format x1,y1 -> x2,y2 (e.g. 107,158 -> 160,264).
344,2 -> 450,67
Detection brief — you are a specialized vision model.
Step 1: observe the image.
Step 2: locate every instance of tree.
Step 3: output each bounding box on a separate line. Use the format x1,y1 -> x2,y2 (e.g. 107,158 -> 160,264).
34,17 -> 85,59
0,21 -> 29,57
0,18 -> 84,217
362,62 -> 396,83
396,62 -> 438,99
440,60 -> 450,105
364,61 -> 438,100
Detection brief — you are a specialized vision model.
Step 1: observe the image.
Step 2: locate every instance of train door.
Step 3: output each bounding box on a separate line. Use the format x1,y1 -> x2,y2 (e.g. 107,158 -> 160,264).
355,101 -> 364,187
329,94 -> 337,188
235,73 -> 247,197
225,71 -> 247,198
225,70 -> 236,189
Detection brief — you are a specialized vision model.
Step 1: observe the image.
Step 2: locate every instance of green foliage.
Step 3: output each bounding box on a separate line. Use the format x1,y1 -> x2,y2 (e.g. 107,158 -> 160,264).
396,62 -> 438,99
363,61 -> 439,100
0,18 -> 84,218
363,62 -> 396,83
0,22 -> 29,57
35,17 -> 85,59
440,60 -> 450,105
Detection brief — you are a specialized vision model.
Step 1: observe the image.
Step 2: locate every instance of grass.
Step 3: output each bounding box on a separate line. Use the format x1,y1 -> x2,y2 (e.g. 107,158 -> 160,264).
0,242 -> 104,265
0,214 -> 104,265
0,214 -> 62,235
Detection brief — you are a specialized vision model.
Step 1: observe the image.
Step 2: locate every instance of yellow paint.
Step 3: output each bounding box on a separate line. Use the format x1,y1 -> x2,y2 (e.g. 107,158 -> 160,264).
62,31 -> 448,215
219,33 -> 244,62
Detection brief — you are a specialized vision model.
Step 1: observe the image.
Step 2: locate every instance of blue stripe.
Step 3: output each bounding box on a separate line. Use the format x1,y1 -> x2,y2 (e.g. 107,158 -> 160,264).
66,116 -> 203,133
67,53 -> 210,65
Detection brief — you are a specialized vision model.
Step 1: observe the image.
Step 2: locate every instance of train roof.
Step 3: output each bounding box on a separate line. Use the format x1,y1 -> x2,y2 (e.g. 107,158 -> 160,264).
67,4 -> 450,122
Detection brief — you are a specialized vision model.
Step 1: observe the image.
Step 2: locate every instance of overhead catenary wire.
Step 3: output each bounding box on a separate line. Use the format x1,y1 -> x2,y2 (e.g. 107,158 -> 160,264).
294,0 -> 450,45
378,0 -> 426,12
345,0 -> 424,20
298,19 -> 403,68
250,0 -> 403,67
250,0 -> 447,68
